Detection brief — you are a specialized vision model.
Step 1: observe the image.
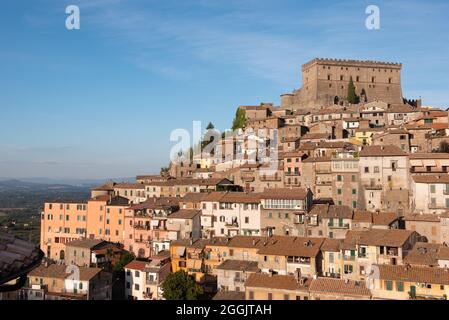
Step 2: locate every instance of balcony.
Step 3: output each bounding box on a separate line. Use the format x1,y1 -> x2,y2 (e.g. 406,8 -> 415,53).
225,221 -> 239,228
260,175 -> 282,182
343,255 -> 356,261
285,171 -> 301,176
364,184 -> 382,190
428,203 -> 447,210
134,224 -> 151,230
328,223 -> 350,229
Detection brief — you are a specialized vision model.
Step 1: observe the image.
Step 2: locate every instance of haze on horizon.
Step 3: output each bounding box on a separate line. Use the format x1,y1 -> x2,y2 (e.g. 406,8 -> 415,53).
1,0 -> 448,180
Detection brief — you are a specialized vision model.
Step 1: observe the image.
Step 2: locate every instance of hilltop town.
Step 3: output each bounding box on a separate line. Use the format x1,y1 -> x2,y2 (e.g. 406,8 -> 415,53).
5,58 -> 449,301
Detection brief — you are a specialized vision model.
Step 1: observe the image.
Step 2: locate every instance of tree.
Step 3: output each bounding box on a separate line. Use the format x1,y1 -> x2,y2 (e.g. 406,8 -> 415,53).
347,77 -> 360,104
232,107 -> 246,130
206,122 -> 215,130
113,252 -> 135,272
162,270 -> 203,300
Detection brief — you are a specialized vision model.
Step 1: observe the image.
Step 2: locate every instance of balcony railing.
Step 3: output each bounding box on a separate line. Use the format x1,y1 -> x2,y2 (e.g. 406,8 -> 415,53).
328,223 -> 350,229
343,255 -> 356,261
364,184 -> 382,190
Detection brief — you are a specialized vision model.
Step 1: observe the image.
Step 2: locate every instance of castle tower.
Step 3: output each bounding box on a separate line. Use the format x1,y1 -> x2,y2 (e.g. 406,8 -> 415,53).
281,58 -> 403,111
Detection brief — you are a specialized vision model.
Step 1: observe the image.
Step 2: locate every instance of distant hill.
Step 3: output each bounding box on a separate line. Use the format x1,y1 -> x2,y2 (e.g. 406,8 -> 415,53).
0,179 -> 88,192
0,177 -> 135,188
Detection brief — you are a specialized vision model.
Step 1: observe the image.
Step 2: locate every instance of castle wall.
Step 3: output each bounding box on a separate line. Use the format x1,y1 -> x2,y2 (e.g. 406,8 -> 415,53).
283,59 -> 403,110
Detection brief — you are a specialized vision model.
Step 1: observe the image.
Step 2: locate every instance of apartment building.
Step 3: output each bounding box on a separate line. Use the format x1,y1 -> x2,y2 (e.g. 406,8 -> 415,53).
307,204 -> 353,239
245,273 -> 311,300
339,229 -> 419,281
215,260 -> 259,293
40,195 -> 129,261
124,254 -> 171,300
331,150 -> 360,209
64,239 -> 123,267
371,264 -> 449,300
260,188 -> 312,237
411,175 -> 449,214
200,192 -> 262,238
257,236 -> 324,277
24,263 -> 112,300
124,198 -> 179,258
359,145 -> 409,213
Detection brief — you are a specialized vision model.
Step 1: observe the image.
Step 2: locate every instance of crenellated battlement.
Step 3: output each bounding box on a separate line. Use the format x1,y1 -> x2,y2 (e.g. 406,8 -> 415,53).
302,58 -> 402,71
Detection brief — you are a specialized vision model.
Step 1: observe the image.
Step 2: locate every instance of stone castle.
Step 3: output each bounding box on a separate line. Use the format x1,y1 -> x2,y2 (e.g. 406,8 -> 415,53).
281,58 -> 404,110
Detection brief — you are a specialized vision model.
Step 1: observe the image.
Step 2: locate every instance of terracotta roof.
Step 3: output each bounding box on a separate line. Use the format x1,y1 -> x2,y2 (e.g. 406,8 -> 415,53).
245,273 -> 311,291
352,210 -> 399,226
181,193 -> 210,203
29,264 -> 102,281
215,260 -> 259,272
201,192 -> 261,204
0,232 -> 44,286
321,239 -> 343,252
343,229 -> 415,249
404,243 -> 441,267
128,197 -> 180,210
260,188 -> 309,200
301,133 -> 331,140
404,214 -> 441,222
376,264 -> 449,285
309,278 -> 371,297
65,239 -> 104,249
359,145 -> 407,157
302,156 -> 332,163
409,153 -> 449,159
212,291 -> 246,300
309,204 -> 353,219
257,237 -> 324,257
125,260 -> 148,271
227,236 -> 271,249
412,175 -> 449,184
113,183 -> 145,190
168,209 -> 201,220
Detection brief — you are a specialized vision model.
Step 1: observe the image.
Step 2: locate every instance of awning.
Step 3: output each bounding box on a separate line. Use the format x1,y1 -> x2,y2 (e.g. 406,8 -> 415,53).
410,160 -> 423,166
176,246 -> 186,256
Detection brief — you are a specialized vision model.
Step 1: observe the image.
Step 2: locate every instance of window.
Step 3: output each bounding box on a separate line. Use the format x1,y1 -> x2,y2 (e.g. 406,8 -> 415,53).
337,189 -> 342,195
267,293 -> 273,300
386,280 -> 393,291
397,281 -> 404,292
245,217 -> 249,224
430,185 -> 436,194
329,252 -> 334,263
351,175 -> 356,182
134,284 -> 140,291
352,189 -> 357,195
337,175 -> 342,182
364,167 -> 369,173
374,166 -> 379,173
135,271 -> 140,277
249,291 -> 254,300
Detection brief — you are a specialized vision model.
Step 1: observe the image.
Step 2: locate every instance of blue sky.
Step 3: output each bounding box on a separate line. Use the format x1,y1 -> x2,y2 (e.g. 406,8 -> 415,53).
0,0 -> 448,180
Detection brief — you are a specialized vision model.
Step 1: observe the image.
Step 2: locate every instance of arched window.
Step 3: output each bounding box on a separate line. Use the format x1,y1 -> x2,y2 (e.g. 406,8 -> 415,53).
59,250 -> 65,261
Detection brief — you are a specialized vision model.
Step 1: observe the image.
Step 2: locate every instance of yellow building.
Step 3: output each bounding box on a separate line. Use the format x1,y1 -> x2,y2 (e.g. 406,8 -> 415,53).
372,264 -> 449,300
245,273 -> 311,300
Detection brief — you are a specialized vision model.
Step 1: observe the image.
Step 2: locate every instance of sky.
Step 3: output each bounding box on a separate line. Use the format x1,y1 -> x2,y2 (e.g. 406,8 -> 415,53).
0,0 -> 448,180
